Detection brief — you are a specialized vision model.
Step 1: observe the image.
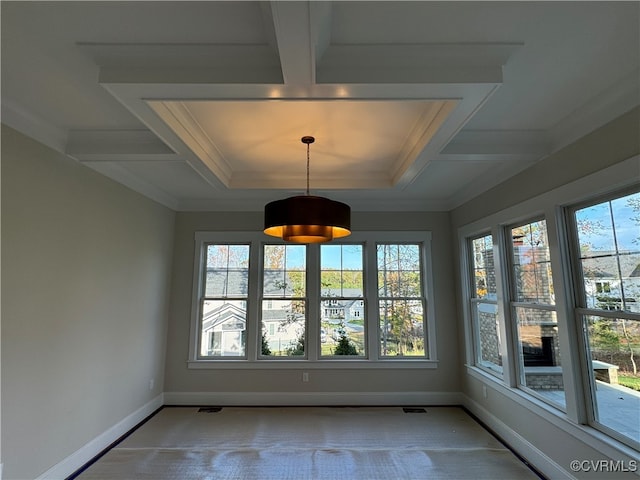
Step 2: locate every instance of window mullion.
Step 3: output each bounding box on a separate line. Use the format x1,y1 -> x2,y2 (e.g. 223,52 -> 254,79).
307,244 -> 320,360
494,225 -> 517,387
577,307 -> 640,321
365,240 -> 380,361
548,205 -> 582,422
511,301 -> 556,311
188,236 -> 208,361
246,239 -> 262,361
461,235 -> 477,367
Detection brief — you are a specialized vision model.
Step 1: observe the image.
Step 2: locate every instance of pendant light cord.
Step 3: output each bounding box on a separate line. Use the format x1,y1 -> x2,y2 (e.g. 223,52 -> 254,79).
301,135 -> 315,196
306,142 -> 310,196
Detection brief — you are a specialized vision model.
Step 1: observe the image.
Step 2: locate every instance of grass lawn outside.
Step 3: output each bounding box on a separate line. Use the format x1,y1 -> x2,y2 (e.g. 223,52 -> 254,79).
618,374 -> 640,391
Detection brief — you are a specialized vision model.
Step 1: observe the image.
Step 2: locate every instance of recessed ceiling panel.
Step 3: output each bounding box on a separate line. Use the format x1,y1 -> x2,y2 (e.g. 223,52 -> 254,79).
149,99 -> 457,190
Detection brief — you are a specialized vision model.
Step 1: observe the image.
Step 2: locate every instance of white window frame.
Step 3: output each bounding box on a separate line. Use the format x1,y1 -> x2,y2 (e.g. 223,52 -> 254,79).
458,155 -> 640,460
259,242 -> 309,360
188,234 -> 261,363
319,242 -> 367,358
565,186 -> 640,450
465,232 -> 505,378
188,231 -> 437,369
375,241 -> 431,359
505,216 -> 567,410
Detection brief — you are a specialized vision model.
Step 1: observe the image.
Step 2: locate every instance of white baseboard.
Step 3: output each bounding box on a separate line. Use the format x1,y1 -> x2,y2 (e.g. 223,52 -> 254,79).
462,394 -> 573,480
163,391 -> 463,406
36,393 -> 164,480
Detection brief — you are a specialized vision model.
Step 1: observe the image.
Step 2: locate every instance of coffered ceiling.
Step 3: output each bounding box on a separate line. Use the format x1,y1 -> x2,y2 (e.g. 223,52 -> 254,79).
2,1 -> 638,211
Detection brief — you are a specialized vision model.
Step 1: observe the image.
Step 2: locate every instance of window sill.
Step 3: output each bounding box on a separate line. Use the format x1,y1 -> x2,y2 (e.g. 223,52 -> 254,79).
188,359 -> 439,369
465,365 -> 640,461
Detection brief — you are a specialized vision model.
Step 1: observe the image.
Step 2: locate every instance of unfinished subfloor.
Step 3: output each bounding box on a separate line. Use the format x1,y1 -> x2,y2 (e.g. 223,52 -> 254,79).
74,406 -> 542,480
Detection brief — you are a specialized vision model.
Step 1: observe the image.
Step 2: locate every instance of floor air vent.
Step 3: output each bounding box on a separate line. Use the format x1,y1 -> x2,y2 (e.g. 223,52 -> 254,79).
198,407 -> 222,413
403,407 -> 427,413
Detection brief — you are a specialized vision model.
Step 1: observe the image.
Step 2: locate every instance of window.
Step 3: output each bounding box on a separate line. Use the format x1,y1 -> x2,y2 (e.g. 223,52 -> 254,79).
320,244 -> 365,357
261,244 -> 307,357
459,158 -> 639,454
469,234 -> 502,374
377,244 -> 427,357
570,189 -> 640,445
189,231 -> 435,365
508,219 -> 566,408
197,244 -> 250,358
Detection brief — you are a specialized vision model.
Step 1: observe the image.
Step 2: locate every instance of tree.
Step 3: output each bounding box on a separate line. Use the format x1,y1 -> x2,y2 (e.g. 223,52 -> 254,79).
590,319 -> 620,349
334,334 -> 358,355
511,221 -> 554,303
620,320 -> 637,374
378,244 -> 424,355
286,332 -> 305,356
627,195 -> 640,244
389,300 -> 421,355
576,193 -> 640,375
263,245 -> 307,356
207,244 -> 249,272
261,332 -> 271,356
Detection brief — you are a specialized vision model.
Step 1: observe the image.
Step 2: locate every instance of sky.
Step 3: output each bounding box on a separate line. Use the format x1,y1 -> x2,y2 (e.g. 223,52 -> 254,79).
575,191 -> 639,254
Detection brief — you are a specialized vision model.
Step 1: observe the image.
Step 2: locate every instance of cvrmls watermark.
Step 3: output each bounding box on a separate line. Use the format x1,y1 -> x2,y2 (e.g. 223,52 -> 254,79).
570,459 -> 637,473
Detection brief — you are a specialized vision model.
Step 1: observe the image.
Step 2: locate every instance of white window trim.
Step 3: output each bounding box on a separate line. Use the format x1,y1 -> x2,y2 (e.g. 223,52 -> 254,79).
188,230 -> 437,369
504,215 -> 566,410
457,154 -> 640,455
463,232 -> 502,378
564,188 -> 640,450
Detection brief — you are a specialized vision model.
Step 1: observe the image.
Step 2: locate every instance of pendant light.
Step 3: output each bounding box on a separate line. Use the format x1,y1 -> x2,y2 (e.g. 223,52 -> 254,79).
264,136 -> 351,243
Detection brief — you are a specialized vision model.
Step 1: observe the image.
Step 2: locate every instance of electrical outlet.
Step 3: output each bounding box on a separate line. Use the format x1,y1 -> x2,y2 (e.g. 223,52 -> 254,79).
302,372 -> 309,382
149,378 -> 155,391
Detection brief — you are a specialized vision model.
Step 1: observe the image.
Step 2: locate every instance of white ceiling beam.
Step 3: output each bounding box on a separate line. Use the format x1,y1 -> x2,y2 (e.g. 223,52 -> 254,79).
82,43 -> 283,84
98,67 -> 284,85
317,43 -> 520,84
310,2 -> 333,65
268,1 -> 316,85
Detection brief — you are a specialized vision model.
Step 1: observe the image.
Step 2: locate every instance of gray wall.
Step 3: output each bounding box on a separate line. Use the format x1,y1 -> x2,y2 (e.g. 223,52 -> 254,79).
163,211 -> 461,401
452,107 -> 640,227
450,108 -> 640,478
1,126 -> 176,479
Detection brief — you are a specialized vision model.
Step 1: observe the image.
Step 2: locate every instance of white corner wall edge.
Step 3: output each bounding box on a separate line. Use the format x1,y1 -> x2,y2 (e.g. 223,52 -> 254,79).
462,394 -> 573,480
36,394 -> 164,480
163,391 -> 464,406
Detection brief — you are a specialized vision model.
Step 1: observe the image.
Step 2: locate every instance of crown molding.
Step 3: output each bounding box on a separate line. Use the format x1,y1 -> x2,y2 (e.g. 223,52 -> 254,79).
1,100 -> 67,154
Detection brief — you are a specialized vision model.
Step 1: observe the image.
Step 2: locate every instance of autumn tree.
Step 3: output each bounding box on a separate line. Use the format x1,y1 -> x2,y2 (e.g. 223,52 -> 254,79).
378,244 -> 424,356
263,245 -> 306,356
